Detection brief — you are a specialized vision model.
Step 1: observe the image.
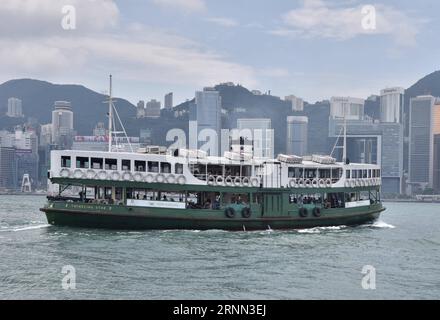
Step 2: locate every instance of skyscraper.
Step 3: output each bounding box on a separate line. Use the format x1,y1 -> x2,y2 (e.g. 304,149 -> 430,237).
164,92 -> 173,109
52,101 -> 74,149
136,100 -> 145,118
237,118 -> 273,158
408,96 -> 440,194
145,99 -> 161,118
193,88 -> 221,155
286,116 -> 308,156
7,97 -> 23,118
380,87 -> 405,123
330,97 -> 365,120
285,95 -> 304,112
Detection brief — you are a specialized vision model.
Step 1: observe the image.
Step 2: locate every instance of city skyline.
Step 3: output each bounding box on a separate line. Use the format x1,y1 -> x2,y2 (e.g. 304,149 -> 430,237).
0,0 -> 439,105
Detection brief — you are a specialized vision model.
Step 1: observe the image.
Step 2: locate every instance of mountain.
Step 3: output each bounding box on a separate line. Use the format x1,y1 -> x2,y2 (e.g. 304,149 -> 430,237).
405,70 -> 440,99
0,79 -> 136,134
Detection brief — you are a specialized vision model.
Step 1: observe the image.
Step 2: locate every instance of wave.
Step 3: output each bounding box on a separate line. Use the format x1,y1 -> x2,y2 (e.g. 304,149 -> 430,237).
297,226 -> 347,234
369,220 -> 396,229
11,224 -> 51,232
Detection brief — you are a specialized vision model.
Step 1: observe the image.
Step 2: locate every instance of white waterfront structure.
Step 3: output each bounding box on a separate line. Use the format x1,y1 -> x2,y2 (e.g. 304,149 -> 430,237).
330,97 -> 365,120
7,97 -> 23,118
236,118 -> 274,158
380,87 -> 405,123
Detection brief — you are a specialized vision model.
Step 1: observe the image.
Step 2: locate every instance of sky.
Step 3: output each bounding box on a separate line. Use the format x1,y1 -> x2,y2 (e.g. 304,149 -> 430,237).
0,0 -> 439,106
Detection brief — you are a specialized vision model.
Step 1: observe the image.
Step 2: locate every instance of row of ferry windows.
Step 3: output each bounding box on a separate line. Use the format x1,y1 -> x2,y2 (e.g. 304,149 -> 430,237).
345,169 -> 381,179
61,156 -> 184,174
287,167 -> 342,179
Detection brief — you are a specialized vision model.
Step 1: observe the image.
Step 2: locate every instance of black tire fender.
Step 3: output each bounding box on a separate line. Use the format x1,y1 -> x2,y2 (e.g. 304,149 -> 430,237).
225,207 -> 235,218
241,207 -> 251,218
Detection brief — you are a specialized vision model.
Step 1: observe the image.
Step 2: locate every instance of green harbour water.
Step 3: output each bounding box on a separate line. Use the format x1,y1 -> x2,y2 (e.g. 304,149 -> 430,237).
0,195 -> 439,299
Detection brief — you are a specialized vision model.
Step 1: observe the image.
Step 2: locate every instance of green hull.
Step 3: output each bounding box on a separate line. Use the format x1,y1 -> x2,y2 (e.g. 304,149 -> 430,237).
41,202 -> 384,231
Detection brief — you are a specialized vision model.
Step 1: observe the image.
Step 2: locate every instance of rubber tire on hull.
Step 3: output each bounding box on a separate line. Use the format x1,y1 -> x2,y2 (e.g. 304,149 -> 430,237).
241,207 -> 251,218
313,207 -> 322,217
299,208 -> 308,218
225,208 -> 235,218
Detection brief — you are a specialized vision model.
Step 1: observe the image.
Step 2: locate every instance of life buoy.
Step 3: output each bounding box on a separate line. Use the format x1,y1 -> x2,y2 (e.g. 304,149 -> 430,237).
98,171 -> 107,180
325,179 -> 332,188
207,175 -> 215,186
225,176 -> 233,186
225,208 -> 235,218
132,172 -> 142,182
241,207 -> 251,218
216,176 -> 224,185
350,180 -> 356,188
345,180 -> 350,188
60,168 -> 70,178
251,177 -> 259,187
356,179 -> 361,187
73,169 -> 84,179
289,179 -> 296,188
242,177 -> 250,187
304,179 -> 312,188
111,172 -> 120,181
145,174 -> 154,183
299,207 -> 308,218
167,174 -> 176,184
312,179 -> 319,188
177,175 -> 186,185
318,179 -> 325,188
298,179 -> 304,188
155,174 -> 165,183
313,207 -> 322,217
86,169 -> 96,179
234,177 -> 242,187
122,172 -> 132,181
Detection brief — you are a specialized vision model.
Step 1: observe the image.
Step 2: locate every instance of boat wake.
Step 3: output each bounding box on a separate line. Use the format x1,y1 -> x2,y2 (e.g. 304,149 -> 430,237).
0,224 -> 51,232
368,220 -> 396,229
297,226 -> 347,234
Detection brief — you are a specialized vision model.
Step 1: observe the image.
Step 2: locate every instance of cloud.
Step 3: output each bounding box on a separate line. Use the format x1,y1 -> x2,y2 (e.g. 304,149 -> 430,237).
271,0 -> 423,47
205,17 -> 238,27
151,0 -> 206,13
260,68 -> 290,78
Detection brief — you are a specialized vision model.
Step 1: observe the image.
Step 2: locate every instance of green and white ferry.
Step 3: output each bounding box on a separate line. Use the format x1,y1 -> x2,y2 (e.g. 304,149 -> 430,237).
40,77 -> 385,230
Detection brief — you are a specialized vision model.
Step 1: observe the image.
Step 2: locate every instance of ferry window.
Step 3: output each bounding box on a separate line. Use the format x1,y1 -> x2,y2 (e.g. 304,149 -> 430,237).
363,170 -> 367,178
175,163 -> 183,174
122,160 -> 131,171
288,167 -> 304,178
160,162 -> 171,173
346,170 -> 351,179
148,161 -> 159,173
105,158 -> 118,170
378,169 -> 381,177
77,157 -> 89,169
304,168 -> 317,179
91,158 -> 103,169
368,170 -> 371,178
332,168 -> 342,179
135,160 -> 146,172
357,170 -> 363,178
207,164 -> 223,177
319,169 -> 331,179
288,167 -> 295,178
61,156 -> 71,168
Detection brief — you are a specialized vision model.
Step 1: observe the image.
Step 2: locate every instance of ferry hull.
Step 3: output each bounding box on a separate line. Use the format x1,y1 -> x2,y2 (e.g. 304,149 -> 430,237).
41,203 -> 384,231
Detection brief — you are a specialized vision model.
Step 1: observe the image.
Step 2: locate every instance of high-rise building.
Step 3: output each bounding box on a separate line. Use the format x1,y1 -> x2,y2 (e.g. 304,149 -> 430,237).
145,99 -> 161,118
93,122 -> 107,136
285,95 -> 304,112
52,101 -> 74,149
380,87 -> 405,123
408,96 -> 440,194
7,97 -> 23,118
0,147 -> 16,189
136,100 -> 145,118
330,97 -> 365,120
164,92 -> 173,109
286,116 -> 308,156
236,118 -> 273,158
39,124 -> 53,146
434,134 -> 440,193
192,88 -> 222,155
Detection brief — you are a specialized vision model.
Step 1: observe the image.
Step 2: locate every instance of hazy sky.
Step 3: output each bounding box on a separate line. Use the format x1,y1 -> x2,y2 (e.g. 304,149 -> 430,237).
1,0 -> 439,106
